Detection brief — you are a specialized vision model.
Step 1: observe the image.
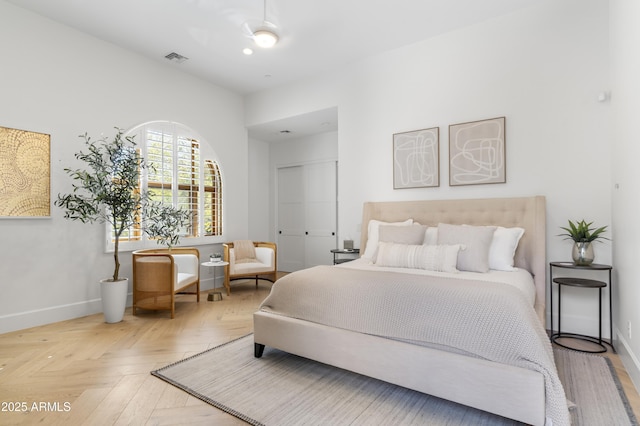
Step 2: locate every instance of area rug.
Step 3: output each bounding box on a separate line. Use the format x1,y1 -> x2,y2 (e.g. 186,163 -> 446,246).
152,334 -> 638,425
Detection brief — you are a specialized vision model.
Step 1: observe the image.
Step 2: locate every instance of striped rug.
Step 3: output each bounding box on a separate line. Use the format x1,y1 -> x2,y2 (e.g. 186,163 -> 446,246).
152,334 -> 637,425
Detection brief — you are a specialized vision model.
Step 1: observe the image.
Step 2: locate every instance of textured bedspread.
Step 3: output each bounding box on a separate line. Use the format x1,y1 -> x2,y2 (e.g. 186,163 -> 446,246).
259,265 -> 570,426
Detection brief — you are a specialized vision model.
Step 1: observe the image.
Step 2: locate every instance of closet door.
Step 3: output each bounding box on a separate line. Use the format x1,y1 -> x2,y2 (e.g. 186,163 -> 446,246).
304,161 -> 337,268
277,161 -> 337,272
277,166 -> 305,272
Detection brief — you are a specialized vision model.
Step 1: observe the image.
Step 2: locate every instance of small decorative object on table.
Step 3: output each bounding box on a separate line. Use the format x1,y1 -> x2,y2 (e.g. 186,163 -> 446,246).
558,219 -> 609,266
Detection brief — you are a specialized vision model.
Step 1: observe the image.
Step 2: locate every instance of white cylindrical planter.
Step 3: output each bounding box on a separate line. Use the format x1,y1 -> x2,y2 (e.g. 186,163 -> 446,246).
100,278 -> 129,323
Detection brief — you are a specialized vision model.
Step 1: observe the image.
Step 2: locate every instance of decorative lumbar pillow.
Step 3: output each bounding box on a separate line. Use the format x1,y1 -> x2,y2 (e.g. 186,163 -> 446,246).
362,219 -> 413,260
437,223 -> 496,272
375,242 -> 463,273
233,240 -> 258,264
489,226 -> 525,271
378,224 -> 427,245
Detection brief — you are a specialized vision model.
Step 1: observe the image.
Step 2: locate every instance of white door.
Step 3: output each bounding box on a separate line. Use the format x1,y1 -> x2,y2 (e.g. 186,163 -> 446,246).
277,166 -> 305,272
277,161 -> 337,271
304,161 -> 337,267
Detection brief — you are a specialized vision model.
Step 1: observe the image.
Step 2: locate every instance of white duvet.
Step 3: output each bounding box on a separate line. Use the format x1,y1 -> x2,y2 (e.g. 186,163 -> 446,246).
338,257 -> 537,308
259,263 -> 569,425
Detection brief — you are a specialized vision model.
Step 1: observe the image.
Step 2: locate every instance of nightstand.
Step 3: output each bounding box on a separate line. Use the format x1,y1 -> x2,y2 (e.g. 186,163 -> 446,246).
330,249 -> 360,265
549,262 -> 614,353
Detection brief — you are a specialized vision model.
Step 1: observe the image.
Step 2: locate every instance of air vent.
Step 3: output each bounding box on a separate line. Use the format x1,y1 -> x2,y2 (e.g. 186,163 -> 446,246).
164,52 -> 188,64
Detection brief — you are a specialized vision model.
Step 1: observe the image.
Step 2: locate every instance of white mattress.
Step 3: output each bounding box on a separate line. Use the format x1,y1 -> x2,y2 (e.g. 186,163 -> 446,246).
337,258 -> 536,307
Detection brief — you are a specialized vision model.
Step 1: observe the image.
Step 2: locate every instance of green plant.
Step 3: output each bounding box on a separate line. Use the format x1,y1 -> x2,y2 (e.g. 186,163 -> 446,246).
558,219 -> 609,243
55,128 -> 191,281
143,201 -> 192,249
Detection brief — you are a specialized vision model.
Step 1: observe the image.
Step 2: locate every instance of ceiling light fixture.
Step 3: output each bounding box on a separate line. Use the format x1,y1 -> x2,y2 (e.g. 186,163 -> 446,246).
253,0 -> 278,48
254,29 -> 278,48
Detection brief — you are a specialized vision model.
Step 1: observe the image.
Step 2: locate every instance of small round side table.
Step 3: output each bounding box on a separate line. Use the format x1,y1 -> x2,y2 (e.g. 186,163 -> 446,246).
202,261 -> 229,302
549,262 -> 614,353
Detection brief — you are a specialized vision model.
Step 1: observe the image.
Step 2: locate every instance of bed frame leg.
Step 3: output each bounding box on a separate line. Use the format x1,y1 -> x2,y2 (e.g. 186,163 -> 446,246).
254,343 -> 265,358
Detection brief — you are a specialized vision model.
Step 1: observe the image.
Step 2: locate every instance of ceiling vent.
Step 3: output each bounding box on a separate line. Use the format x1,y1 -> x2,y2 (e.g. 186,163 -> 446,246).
164,52 -> 188,64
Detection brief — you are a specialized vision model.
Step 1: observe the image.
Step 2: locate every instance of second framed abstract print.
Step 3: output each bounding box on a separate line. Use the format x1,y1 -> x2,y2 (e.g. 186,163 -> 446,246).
393,127 -> 439,189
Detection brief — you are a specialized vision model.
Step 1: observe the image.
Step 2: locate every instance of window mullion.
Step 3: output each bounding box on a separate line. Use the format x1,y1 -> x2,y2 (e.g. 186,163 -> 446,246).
172,124 -> 179,208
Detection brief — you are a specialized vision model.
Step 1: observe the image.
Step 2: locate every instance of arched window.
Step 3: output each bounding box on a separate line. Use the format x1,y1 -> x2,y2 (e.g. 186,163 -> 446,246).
110,121 -> 223,250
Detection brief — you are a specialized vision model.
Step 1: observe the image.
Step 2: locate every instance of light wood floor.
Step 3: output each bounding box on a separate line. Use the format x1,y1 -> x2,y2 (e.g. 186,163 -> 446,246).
0,277 -> 638,425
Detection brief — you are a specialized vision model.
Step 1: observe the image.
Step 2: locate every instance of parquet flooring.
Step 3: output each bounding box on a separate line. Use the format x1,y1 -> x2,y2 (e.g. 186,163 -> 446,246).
0,276 -> 638,425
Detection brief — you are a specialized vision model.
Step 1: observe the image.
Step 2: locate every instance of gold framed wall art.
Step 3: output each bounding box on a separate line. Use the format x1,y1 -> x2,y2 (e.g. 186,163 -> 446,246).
0,126 -> 51,217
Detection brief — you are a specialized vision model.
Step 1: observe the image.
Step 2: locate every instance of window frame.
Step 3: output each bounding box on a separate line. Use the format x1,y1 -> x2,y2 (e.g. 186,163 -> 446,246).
106,121 -> 225,253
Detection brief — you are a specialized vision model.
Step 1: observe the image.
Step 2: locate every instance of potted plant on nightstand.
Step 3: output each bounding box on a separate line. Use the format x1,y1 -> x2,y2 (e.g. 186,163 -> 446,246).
55,128 -> 190,323
558,219 -> 609,266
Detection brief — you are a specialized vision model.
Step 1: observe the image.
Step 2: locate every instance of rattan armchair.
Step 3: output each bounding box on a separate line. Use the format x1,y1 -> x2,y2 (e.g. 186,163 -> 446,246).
222,241 -> 277,295
132,247 -> 200,318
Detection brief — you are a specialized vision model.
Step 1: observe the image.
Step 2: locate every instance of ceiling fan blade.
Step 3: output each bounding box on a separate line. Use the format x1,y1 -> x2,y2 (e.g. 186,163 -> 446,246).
241,19 -> 278,38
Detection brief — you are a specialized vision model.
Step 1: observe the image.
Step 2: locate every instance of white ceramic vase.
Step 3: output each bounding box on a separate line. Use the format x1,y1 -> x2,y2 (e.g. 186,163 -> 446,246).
100,278 -> 128,323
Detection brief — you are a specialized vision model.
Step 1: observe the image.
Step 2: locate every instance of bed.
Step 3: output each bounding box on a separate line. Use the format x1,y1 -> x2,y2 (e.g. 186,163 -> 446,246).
253,196 -> 569,426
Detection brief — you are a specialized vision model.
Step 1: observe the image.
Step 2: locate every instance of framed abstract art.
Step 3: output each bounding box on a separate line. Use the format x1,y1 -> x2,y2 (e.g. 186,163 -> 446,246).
393,127 -> 439,189
449,116 -> 506,186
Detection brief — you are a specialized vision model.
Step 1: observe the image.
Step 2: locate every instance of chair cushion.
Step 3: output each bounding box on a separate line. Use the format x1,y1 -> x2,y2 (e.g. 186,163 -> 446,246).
175,273 -> 197,291
232,262 -> 274,275
171,254 -> 199,275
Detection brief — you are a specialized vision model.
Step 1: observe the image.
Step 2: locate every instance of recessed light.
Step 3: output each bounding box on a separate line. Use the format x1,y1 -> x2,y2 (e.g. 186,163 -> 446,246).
243,48 -> 254,55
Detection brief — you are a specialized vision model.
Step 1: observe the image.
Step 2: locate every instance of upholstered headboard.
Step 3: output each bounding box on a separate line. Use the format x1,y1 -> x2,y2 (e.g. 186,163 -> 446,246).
360,196 -> 546,323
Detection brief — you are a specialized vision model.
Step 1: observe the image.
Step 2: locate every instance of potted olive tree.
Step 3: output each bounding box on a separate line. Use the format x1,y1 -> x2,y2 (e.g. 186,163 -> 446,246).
55,128 -> 190,323
558,219 -> 609,266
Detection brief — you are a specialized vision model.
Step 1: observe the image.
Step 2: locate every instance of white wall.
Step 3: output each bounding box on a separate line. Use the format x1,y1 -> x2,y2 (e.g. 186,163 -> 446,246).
248,138 -> 271,242
246,2 -> 612,337
269,131 -> 339,167
0,1 -> 249,333
611,0 -> 640,390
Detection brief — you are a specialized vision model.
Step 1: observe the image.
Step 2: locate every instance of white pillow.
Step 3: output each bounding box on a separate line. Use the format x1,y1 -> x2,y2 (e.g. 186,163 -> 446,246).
423,227 -> 438,245
489,226 -> 525,271
437,223 -> 496,272
375,242 -> 463,273
362,219 -> 413,260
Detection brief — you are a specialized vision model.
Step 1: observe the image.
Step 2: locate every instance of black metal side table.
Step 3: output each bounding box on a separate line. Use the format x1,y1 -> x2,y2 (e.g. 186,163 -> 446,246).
549,262 -> 614,353
330,249 -> 360,265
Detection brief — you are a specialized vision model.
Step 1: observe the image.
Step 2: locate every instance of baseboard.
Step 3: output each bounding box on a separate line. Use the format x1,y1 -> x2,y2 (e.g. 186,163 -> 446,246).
0,294 -> 133,334
615,326 -> 640,394
199,276 -> 224,292
0,278 -> 225,335
547,311 -> 613,339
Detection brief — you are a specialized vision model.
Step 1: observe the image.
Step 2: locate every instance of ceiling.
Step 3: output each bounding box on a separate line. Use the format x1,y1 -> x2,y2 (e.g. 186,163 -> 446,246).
8,0 -> 540,141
